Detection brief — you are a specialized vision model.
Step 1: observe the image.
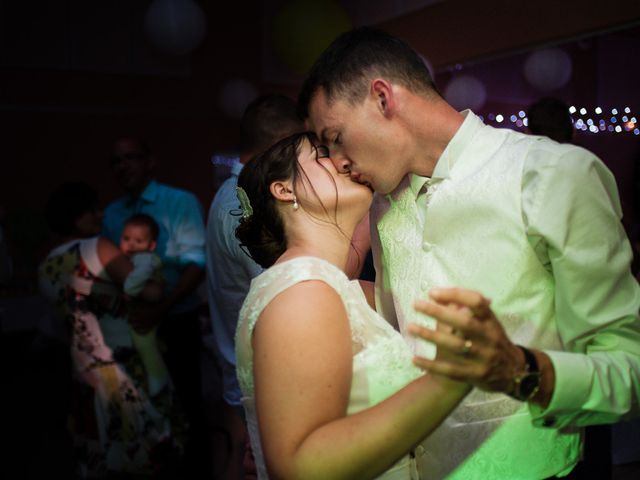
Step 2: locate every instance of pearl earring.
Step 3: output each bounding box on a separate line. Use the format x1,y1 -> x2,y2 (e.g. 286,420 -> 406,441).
292,194 -> 299,210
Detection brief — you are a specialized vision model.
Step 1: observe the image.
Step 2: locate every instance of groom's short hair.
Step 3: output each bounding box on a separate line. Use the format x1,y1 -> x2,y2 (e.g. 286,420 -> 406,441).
298,27 -> 438,118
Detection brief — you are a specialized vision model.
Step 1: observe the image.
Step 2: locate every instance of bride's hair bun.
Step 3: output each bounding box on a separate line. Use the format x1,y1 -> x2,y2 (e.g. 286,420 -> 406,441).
235,132 -> 309,268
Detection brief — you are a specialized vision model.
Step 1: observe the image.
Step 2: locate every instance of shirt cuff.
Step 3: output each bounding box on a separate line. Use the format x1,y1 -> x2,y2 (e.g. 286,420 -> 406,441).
529,350 -> 591,428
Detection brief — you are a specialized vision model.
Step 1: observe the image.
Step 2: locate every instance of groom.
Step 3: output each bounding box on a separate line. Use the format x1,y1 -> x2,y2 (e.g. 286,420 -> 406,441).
299,27 -> 640,479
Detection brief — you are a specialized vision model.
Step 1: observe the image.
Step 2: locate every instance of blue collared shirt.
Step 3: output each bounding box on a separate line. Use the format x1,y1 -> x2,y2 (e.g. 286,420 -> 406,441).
205,160 -> 262,406
103,180 -> 206,313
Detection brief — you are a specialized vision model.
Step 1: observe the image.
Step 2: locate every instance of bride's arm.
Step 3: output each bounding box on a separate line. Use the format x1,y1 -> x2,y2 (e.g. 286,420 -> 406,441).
345,215 -> 371,279
253,280 -> 469,480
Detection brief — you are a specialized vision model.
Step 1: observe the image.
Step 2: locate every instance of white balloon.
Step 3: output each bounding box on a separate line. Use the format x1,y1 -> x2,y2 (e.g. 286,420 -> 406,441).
523,48 -> 572,92
444,75 -> 487,111
218,79 -> 259,119
145,0 -> 207,55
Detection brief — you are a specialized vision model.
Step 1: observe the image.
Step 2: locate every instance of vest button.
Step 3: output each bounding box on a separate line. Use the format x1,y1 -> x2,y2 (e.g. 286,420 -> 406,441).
422,241 -> 431,252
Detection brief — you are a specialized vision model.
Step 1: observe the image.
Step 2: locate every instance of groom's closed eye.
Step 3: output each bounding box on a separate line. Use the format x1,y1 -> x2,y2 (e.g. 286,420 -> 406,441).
317,145 -> 330,158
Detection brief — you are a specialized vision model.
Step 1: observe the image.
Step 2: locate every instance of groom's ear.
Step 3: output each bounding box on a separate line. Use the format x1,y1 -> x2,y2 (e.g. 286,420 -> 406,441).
270,180 -> 295,202
370,78 -> 396,118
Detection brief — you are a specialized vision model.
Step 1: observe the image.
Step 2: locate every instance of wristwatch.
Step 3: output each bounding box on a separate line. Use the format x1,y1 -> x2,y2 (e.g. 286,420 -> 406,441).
508,345 -> 541,402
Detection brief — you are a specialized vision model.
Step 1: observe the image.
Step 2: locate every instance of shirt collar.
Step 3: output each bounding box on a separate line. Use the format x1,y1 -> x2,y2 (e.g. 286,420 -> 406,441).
432,109 -> 482,180
405,110 -> 482,200
139,179 -> 159,203
409,173 -> 430,199
126,180 -> 158,206
230,159 -> 243,177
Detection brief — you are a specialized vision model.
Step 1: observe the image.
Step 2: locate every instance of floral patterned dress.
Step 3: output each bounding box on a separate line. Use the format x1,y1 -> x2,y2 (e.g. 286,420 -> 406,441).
39,237 -> 185,477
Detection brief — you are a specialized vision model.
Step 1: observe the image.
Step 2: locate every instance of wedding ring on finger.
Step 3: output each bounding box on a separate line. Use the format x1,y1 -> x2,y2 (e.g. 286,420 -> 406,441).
461,339 -> 473,356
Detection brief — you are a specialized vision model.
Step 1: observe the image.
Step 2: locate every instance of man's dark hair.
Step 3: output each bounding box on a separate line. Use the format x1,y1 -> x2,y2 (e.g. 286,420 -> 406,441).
527,97 -> 574,143
239,95 -> 304,155
44,182 -> 99,236
298,27 -> 437,118
112,137 -> 152,157
124,213 -> 159,240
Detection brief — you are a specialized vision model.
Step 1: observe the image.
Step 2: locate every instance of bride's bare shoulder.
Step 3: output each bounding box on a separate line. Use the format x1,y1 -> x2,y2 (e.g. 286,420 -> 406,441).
257,280 -> 348,334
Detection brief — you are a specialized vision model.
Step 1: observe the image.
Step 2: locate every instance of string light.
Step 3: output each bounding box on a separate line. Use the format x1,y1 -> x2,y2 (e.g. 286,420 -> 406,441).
479,106 -> 639,135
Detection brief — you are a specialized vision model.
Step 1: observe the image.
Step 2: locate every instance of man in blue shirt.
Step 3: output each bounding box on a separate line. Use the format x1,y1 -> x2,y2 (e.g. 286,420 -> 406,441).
206,95 -> 303,478
103,137 -> 207,476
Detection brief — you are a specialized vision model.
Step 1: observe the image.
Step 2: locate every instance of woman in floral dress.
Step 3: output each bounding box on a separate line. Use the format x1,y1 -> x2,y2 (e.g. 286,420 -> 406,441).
39,182 -> 184,478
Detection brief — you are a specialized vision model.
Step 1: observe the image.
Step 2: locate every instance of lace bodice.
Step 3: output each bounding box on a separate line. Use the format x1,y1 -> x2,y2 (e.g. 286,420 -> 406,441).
236,256 -> 423,479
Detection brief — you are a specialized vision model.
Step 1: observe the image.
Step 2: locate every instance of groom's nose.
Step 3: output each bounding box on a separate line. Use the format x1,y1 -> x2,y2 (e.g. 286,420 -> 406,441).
332,155 -> 351,174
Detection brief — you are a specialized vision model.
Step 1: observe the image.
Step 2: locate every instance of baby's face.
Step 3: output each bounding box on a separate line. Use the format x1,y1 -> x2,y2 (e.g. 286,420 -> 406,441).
120,224 -> 156,255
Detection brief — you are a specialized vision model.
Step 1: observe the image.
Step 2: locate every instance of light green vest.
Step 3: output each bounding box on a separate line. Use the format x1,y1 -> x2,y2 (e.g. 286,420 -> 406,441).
373,124 -> 581,479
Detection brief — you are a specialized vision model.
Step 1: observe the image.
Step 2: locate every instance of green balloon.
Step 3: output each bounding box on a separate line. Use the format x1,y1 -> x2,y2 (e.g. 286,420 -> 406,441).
271,0 -> 352,75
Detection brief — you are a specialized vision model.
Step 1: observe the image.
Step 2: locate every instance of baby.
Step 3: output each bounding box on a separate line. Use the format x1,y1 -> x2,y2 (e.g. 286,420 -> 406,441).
120,213 -> 169,396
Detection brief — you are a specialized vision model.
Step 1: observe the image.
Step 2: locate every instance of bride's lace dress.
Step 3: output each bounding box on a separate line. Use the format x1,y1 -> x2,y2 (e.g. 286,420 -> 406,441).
236,256 -> 424,479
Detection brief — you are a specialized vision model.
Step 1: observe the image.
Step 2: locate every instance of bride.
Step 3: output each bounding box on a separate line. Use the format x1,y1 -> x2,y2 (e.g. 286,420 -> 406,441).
234,132 -> 472,479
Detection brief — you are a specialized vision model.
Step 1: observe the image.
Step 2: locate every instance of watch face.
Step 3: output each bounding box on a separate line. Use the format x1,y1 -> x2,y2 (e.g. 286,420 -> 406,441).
519,373 -> 541,398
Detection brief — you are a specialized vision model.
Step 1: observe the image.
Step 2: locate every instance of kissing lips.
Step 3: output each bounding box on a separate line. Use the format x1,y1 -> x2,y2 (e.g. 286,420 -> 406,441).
350,173 -> 374,192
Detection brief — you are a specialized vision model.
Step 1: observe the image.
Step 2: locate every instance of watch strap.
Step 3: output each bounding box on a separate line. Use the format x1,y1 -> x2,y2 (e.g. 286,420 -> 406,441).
517,345 -> 539,373
508,345 -> 542,401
